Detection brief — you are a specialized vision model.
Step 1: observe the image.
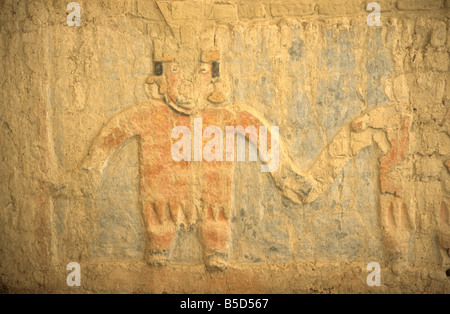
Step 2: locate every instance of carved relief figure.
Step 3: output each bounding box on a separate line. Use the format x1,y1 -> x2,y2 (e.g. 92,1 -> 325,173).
56,43 -> 316,270
352,107 -> 414,265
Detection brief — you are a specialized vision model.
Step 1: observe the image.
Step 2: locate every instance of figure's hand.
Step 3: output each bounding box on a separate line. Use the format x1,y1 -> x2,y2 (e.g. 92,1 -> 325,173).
350,104 -> 402,132
380,195 -> 414,261
351,114 -> 370,133
51,168 -> 97,198
350,105 -> 407,156
437,201 -> 450,257
270,165 -> 317,205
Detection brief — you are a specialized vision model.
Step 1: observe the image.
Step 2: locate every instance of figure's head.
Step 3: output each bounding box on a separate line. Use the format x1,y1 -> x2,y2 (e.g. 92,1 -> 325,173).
144,2 -> 231,115
146,49 -> 227,115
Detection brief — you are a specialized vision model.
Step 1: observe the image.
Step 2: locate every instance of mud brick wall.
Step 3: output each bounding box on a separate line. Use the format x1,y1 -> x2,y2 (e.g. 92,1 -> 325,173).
0,0 -> 449,293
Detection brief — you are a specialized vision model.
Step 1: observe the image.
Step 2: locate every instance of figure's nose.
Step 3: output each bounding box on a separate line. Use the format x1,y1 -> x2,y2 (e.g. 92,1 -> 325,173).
183,76 -> 194,84
180,69 -> 195,83
179,81 -> 193,95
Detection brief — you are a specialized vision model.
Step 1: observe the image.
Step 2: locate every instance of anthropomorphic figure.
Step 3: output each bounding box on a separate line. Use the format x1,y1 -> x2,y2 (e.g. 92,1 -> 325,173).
352,107 -> 414,266
59,48 -> 316,269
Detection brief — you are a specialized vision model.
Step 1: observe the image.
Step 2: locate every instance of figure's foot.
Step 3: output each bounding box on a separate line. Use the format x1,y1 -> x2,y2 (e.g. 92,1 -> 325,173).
204,252 -> 228,271
147,249 -> 169,267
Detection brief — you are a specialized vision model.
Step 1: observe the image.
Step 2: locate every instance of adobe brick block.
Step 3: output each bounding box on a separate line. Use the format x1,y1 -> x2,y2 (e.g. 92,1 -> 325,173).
397,0 -> 444,10
317,0 -> 363,15
238,3 -> 267,19
214,4 -> 238,22
364,0 -> 397,11
270,2 -> 315,17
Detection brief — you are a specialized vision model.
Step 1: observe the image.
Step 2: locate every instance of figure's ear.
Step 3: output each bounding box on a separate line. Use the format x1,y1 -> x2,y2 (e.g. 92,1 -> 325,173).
208,91 -> 226,104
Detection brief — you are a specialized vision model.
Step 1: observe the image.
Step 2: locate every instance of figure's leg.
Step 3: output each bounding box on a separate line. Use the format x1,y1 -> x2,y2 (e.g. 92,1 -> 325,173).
199,166 -> 233,270
140,157 -> 191,266
199,204 -> 231,270
142,198 -> 178,266
380,194 -> 413,265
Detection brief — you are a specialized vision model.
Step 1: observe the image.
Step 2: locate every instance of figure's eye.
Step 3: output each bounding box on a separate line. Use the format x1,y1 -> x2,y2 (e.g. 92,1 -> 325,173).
154,62 -> 163,76
200,64 -> 210,74
171,64 -> 179,73
212,62 -> 220,78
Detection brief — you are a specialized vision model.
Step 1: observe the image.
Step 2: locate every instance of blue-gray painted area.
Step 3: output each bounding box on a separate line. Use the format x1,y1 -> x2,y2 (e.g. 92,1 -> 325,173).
284,32 -> 321,167
254,75 -> 275,108
365,28 -> 393,110
232,153 -> 291,263
230,28 -> 277,116
289,38 -> 306,62
233,144 -> 382,263
53,198 -> 67,235
93,137 -> 145,259
286,76 -> 324,166
316,30 -> 360,142
170,224 -> 203,263
233,77 -> 250,104
290,146 -> 382,261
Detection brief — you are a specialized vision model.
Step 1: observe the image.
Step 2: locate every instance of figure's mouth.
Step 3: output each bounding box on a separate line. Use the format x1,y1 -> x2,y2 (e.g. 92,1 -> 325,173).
175,99 -> 192,109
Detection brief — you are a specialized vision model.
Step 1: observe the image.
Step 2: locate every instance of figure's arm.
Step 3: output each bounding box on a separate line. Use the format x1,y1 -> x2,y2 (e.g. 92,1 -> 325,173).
298,104 -> 406,203
233,105 -> 396,204
54,106 -> 146,197
301,122 -> 390,203
231,106 -> 315,204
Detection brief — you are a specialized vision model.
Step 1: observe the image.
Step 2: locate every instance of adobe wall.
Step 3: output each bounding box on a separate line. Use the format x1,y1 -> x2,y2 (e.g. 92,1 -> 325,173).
0,0 -> 449,293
